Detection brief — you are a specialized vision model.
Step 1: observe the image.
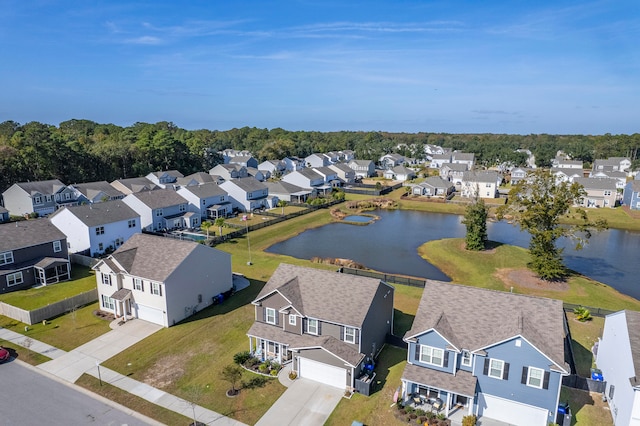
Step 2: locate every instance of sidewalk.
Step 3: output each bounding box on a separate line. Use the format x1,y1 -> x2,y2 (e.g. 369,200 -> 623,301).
0,323 -> 246,426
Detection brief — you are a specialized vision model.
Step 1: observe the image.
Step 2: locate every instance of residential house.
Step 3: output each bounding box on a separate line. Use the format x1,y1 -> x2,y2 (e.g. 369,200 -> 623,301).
324,151 -> 341,164
401,280 -> 569,425
2,179 -> 79,216
145,170 -> 184,189
282,168 -> 332,194
178,172 -> 217,186
590,170 -> 627,190
430,153 -> 452,169
110,177 -> 159,195
593,157 -> 632,175
551,167 -> 583,184
264,181 -> 313,203
452,152 -> 475,169
380,153 -> 405,169
573,177 -> 618,208
283,157 -> 305,173
177,183 -> 232,220
94,233 -> 232,327
208,164 -> 249,182
339,150 -> 355,162
461,171 -> 501,198
123,189 -> 197,231
329,163 -> 356,184
246,167 -> 266,182
623,181 -> 640,211
70,181 -> 125,204
305,153 -> 330,168
229,155 -> 259,169
557,159 -> 583,170
410,177 -> 454,197
0,219 -> 70,293
0,206 -> 9,223
219,177 -> 269,212
49,201 -> 141,256
383,166 -> 416,182
596,310 -> 640,426
219,148 -> 252,164
313,166 -> 343,187
510,167 -> 533,185
348,159 -> 376,178
247,264 -> 394,389
440,163 -> 469,186
425,144 -> 445,156
259,160 -> 286,177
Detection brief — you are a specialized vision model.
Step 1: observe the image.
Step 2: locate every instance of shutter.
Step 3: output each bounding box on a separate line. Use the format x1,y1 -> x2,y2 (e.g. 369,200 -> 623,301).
503,362 -> 510,380
483,358 -> 490,376
262,307 -> 266,322
340,325 -> 345,341
317,321 -> 322,335
443,351 -> 449,368
415,344 -> 420,362
543,371 -> 550,389
521,367 -> 528,384
355,329 -> 360,345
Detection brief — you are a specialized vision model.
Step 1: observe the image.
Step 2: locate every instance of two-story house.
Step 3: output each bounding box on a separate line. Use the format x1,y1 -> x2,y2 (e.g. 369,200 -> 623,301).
145,170 -> 184,189
551,167 -> 583,184
573,177 -> 618,208
209,164 -> 249,182
49,201 -> 141,256
593,157 -> 632,175
313,166 -> 342,187
623,181 -> 640,210
430,153 -> 453,169
70,181 -> 126,204
282,168 -> 332,194
177,183 -> 232,220
510,167 -> 533,185
0,219 -> 71,293
452,152 -> 475,169
123,189 -> 197,231
247,264 -> 394,390
590,170 -> 627,190
219,177 -> 269,212
283,157 -> 305,173
380,153 -> 405,170
329,163 -> 356,184
2,179 -> 78,216
440,163 -> 468,186
401,280 -> 569,425
229,155 -> 259,169
110,177 -> 159,195
305,153 -> 330,168
258,160 -> 286,178
348,159 -> 376,178
461,171 -> 501,198
94,233 -> 232,327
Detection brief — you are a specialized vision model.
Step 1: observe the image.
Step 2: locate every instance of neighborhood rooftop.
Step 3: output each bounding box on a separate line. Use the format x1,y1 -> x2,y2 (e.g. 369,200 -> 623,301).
48,200 -> 139,227
0,219 -> 66,252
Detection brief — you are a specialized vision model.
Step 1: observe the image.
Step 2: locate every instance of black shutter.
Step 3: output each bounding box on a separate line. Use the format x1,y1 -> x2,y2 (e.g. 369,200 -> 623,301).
443,352 -> 449,368
317,321 -> 322,335
483,358 -> 490,376
262,307 -> 266,322
503,363 -> 510,380
415,344 -> 420,362
543,371 -> 550,389
521,367 -> 528,384
340,325 -> 345,341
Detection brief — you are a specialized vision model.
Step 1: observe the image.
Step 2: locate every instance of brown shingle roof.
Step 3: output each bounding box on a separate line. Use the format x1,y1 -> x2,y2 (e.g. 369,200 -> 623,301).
0,219 -> 66,252
128,189 -> 187,209
402,363 -> 477,397
625,310 -> 640,383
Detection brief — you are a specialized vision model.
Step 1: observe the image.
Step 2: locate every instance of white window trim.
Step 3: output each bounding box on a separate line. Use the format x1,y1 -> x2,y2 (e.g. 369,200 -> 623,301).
344,327 -> 356,344
95,226 -> 105,235
307,318 -> 318,335
265,307 -> 276,325
0,251 -> 14,265
101,273 -> 112,286
461,350 -> 472,367
419,345 -> 444,367
288,314 -> 296,326
151,282 -> 162,296
134,278 -> 144,291
53,240 -> 62,253
101,294 -> 115,310
526,366 -> 544,389
128,219 -> 136,228
7,271 -> 24,287
489,358 -> 505,379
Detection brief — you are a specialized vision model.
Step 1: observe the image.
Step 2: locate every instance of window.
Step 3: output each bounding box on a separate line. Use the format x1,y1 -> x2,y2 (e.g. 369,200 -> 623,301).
101,295 -> 115,310
179,204 -> 186,212
115,238 -> 123,247
151,282 -> 162,296
604,190 -> 612,196
98,243 -> 104,251
134,278 -> 144,291
52,240 -> 62,252
419,345 -> 444,367
307,318 -> 318,335
7,272 -> 24,287
461,350 -> 472,367
155,209 -> 163,217
0,251 -> 14,265
101,273 -> 112,286
64,192 -> 71,200
33,196 -> 42,204
289,315 -> 296,326
526,367 -> 544,388
95,226 -> 105,235
128,219 -> 136,228
45,195 -> 52,202
488,359 -> 505,379
609,384 -> 615,400
265,308 -> 276,324
344,327 -> 356,344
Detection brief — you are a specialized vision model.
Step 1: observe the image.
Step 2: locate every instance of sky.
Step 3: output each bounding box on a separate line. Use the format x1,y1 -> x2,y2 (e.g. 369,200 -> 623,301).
1,0 -> 639,134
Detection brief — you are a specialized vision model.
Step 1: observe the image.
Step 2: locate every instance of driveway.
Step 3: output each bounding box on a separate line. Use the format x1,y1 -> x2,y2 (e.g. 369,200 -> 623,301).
255,379 -> 343,426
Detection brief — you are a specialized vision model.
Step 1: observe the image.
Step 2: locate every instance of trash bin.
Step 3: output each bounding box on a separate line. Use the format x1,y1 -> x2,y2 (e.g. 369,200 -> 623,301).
591,368 -> 603,381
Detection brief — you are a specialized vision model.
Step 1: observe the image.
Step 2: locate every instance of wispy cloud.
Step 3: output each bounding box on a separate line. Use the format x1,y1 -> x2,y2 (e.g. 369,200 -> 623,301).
124,35 -> 163,45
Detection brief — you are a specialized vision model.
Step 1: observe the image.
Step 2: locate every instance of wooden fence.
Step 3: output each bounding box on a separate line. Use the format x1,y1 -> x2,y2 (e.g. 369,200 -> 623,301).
0,289 -> 98,325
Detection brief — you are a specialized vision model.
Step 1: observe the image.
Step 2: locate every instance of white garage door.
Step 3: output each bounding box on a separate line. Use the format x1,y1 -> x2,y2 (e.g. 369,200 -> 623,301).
136,303 -> 164,326
298,357 -> 347,389
481,394 -> 548,426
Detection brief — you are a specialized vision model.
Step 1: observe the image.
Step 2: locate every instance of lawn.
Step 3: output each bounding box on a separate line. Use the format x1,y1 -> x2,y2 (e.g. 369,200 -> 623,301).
0,340 -> 51,365
0,265 -> 96,310
567,316 -> 604,377
560,386 -> 612,426
0,301 -> 111,351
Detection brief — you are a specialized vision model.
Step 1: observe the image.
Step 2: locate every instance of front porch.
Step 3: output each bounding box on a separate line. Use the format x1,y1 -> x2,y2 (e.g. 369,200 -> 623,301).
34,258 -> 71,285
248,336 -> 292,364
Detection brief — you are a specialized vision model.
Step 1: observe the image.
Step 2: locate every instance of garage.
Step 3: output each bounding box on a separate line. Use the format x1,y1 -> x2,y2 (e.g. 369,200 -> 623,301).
135,303 -> 164,326
481,394 -> 549,426
298,357 -> 347,389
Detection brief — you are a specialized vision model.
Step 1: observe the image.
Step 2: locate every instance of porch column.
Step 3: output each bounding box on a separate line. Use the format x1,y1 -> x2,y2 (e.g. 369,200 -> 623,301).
445,393 -> 451,417
278,343 -> 282,363
468,397 -> 474,415
249,337 -> 253,354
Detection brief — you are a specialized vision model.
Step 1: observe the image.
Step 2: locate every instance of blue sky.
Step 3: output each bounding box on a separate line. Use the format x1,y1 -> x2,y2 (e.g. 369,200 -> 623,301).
1,0 -> 639,134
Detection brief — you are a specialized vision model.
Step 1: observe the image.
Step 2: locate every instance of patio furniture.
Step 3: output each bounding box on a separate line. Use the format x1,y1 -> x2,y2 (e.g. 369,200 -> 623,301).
412,394 -> 422,405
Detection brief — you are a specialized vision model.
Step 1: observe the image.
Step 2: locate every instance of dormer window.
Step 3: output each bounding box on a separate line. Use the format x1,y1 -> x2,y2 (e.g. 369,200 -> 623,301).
461,350 -> 472,367
289,315 -> 296,326
265,308 -> 276,325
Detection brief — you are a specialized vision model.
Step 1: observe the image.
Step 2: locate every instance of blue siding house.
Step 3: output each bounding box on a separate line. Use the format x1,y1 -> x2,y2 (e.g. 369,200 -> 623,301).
623,181 -> 640,210
401,281 -> 569,426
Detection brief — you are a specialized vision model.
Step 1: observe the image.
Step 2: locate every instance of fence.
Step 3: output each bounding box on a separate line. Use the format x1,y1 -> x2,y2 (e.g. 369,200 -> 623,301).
0,289 -> 98,325
562,375 -> 606,393
70,253 -> 99,268
339,267 -> 426,287
563,303 -> 616,318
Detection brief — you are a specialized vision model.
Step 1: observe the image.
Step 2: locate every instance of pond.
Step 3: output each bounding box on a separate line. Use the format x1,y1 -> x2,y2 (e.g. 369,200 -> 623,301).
343,215 -> 375,223
266,210 -> 640,300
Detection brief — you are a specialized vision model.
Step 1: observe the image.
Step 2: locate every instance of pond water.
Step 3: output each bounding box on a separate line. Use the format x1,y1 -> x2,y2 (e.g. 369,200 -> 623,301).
343,215 -> 375,223
266,210 -> 640,300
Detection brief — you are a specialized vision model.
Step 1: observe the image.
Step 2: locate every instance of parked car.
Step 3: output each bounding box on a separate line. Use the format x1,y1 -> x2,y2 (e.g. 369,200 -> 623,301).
0,346 -> 10,362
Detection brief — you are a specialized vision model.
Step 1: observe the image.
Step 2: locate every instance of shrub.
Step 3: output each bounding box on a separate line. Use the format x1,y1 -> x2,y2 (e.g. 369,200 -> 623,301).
270,361 -> 281,371
405,406 -> 415,414
270,369 -> 278,376
242,376 -> 268,389
574,306 -> 592,322
462,415 -> 477,426
415,409 -> 426,417
425,411 -> 436,420
288,371 -> 298,380
258,363 -> 269,373
436,413 -> 446,420
233,351 -> 252,365
243,357 -> 260,368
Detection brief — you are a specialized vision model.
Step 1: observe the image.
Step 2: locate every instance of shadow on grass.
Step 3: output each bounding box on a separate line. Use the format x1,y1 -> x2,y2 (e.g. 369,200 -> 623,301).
70,265 -> 94,279
484,240 -> 504,250
571,339 -> 593,377
370,346 -> 406,396
560,386 -> 596,426
393,309 -> 415,337
177,278 -> 267,325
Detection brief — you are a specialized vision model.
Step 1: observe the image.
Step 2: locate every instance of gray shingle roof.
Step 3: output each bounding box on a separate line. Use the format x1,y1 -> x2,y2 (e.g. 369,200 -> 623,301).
71,181 -> 125,199
625,310 -> 640,385
223,177 -> 267,192
462,170 -> 499,183
111,177 -> 158,192
127,189 -> 187,209
298,168 -> 323,179
49,200 -> 139,227
181,182 -> 227,198
442,163 -> 468,172
254,263 -> 388,328
12,179 -> 66,195
574,177 -> 617,190
405,280 -> 567,371
402,362 -> 477,397
183,172 -> 216,184
421,177 -> 453,189
264,181 -> 310,195
0,219 -> 67,252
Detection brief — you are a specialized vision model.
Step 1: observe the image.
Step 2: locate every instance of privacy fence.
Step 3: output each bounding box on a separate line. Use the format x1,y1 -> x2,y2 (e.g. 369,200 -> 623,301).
0,289 -> 98,325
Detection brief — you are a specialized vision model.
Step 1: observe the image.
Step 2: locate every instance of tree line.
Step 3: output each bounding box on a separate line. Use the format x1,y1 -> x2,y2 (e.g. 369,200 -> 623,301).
1,119 -> 639,191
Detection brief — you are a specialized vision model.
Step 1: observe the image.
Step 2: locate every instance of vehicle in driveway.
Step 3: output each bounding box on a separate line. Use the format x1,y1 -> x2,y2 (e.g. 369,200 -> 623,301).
0,346 -> 10,362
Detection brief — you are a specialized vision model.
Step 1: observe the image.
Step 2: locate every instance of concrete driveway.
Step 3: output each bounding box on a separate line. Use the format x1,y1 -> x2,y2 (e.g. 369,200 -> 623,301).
255,378 -> 343,426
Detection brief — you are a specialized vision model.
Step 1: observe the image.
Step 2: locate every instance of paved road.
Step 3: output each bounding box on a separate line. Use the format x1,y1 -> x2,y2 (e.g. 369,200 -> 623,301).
1,360 -> 156,425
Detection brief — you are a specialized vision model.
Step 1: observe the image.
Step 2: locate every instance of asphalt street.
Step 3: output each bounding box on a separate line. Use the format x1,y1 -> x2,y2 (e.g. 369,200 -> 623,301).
0,360 -> 154,425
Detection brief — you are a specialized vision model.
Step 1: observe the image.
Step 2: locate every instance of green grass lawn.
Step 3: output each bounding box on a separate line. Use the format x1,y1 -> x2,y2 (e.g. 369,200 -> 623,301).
567,316 -> 604,377
0,265 -> 96,310
560,386 -> 612,426
0,340 -> 51,365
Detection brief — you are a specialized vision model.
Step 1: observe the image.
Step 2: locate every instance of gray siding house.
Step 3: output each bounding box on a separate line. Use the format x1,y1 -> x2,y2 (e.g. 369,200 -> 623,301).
247,264 -> 394,390
2,179 -> 79,216
123,189 -> 197,231
177,183 -> 232,220
219,177 -> 269,213
70,181 -> 126,203
0,219 -> 71,293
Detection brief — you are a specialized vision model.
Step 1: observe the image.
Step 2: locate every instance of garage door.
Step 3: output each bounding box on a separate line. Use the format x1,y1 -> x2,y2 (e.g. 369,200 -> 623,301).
481,394 -> 548,426
136,303 -> 164,326
298,357 -> 347,389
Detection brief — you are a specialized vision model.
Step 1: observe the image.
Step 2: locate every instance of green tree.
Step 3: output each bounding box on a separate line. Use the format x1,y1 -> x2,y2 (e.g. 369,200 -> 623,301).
214,217 -> 226,236
221,364 -> 243,395
276,199 -> 288,215
497,169 -> 607,280
462,197 -> 488,251
200,220 -> 213,237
